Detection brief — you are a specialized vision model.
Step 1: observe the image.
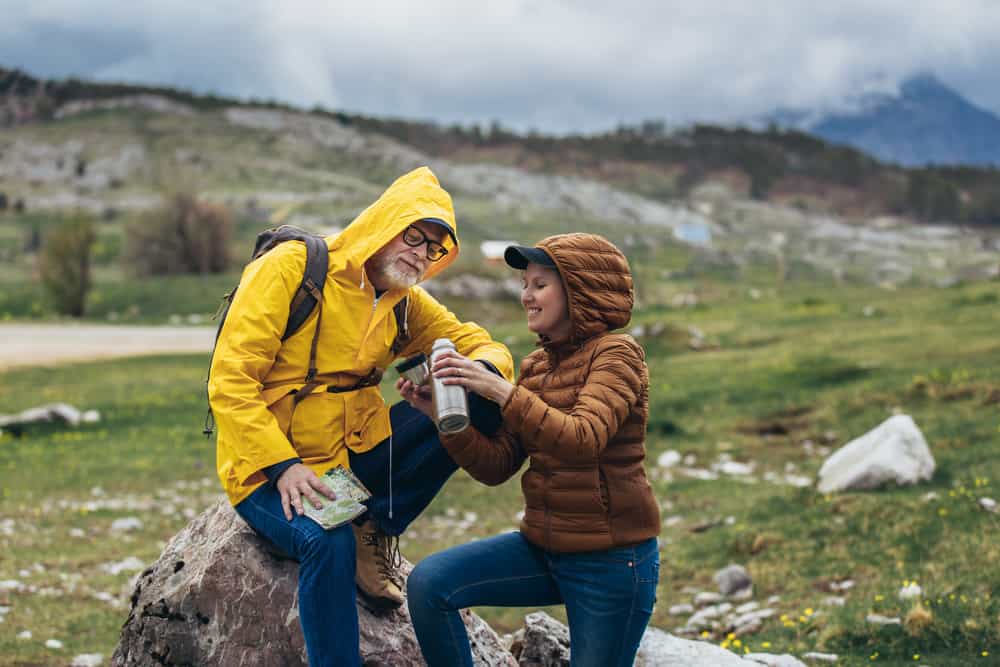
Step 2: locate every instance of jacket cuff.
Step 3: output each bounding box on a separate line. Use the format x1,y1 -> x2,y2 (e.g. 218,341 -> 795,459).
262,458 -> 302,488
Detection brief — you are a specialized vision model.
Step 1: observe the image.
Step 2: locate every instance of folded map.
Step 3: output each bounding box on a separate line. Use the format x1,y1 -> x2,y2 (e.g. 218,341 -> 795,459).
302,465 -> 372,530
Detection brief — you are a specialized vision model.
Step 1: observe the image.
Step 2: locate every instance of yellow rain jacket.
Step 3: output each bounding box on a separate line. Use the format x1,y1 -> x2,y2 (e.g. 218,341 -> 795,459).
209,167 -> 514,505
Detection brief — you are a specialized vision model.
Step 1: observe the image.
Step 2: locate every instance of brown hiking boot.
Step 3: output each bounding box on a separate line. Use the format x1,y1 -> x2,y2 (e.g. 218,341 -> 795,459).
352,518 -> 405,611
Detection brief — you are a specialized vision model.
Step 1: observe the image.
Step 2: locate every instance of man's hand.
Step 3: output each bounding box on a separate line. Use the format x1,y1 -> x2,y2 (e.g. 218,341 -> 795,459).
397,377 -> 434,418
276,463 -> 337,521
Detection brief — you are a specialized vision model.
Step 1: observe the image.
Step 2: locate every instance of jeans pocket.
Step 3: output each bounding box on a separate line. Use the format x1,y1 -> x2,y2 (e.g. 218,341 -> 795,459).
637,557 -> 659,584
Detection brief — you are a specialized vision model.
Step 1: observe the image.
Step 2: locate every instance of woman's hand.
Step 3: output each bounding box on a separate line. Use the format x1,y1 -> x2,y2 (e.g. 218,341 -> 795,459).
431,350 -> 515,406
397,377 -> 434,418
275,463 -> 337,521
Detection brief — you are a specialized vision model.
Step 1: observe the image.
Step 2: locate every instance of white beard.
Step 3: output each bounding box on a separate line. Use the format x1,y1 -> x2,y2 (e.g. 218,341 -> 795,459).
374,255 -> 421,290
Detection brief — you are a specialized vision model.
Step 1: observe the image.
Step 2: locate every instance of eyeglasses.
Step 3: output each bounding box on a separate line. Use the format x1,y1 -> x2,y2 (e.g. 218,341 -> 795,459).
402,225 -> 449,262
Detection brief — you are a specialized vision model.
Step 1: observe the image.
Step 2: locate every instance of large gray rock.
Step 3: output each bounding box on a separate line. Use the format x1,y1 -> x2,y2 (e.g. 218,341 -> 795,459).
111,499 -> 515,666
517,612 -> 770,667
817,415 -> 935,493
636,626 -> 750,666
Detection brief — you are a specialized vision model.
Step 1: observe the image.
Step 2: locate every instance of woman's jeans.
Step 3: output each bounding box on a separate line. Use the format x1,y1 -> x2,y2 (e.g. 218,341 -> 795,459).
234,397 -> 498,667
407,531 -> 660,667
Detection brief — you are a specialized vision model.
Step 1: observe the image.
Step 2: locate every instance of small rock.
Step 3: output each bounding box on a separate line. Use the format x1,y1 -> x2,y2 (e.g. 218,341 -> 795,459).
978,497 -> 997,513
45,638 -> 64,649
71,655 -> 104,667
693,591 -> 724,606
668,603 -> 694,616
744,653 -> 807,667
802,652 -> 839,663
829,579 -> 855,592
657,450 -> 681,468
110,517 -> 143,533
734,601 -> 760,614
866,613 -> 901,625
714,564 -> 752,596
817,415 -> 935,493
18,630 -> 32,639
822,596 -> 846,607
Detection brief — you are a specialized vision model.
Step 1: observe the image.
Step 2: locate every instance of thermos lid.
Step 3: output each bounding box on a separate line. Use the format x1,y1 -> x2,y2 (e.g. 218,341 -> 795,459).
431,338 -> 456,352
395,353 -> 427,373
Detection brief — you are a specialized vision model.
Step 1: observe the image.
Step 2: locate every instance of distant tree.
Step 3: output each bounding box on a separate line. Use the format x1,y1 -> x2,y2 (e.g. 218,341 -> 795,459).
124,193 -> 233,276
40,216 -> 96,317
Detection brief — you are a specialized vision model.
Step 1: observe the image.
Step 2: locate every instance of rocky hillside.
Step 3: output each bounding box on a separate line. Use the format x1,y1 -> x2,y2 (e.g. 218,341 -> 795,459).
1,67 -> 999,288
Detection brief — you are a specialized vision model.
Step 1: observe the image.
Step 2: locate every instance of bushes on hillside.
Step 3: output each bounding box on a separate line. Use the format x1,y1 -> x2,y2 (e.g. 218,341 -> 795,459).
124,193 -> 233,277
40,216 -> 96,317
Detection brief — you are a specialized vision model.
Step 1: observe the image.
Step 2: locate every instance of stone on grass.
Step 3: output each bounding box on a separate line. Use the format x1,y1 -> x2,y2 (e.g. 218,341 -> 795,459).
636,626 -> 749,666
46,639 -> 64,649
817,415 -> 935,493
978,497 -> 997,513
111,499 -> 515,667
71,655 -> 104,667
694,591 -> 725,606
866,613 -> 901,626
714,564 -> 753,596
110,517 -> 143,533
668,603 -> 695,616
802,652 -> 839,663
744,654 -> 807,667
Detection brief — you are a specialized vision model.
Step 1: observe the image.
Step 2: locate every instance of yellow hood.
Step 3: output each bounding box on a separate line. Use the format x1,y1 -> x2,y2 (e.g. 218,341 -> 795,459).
329,166 -> 459,284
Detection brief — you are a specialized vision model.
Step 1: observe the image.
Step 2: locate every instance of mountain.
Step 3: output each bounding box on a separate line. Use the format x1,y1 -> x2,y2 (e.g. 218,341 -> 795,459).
765,74 -> 1000,167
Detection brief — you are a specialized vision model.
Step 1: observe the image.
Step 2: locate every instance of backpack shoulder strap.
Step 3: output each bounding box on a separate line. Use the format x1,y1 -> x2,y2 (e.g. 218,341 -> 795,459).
284,234 -> 329,340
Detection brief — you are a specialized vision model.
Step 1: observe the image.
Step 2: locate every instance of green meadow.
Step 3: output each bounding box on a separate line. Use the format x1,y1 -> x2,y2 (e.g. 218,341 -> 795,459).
1,275 -> 999,665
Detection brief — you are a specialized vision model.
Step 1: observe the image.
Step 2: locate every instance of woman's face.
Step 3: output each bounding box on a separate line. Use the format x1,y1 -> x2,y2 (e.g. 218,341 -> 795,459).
521,263 -> 571,340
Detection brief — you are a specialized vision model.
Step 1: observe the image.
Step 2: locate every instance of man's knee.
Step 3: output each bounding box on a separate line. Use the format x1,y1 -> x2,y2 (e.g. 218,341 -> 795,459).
299,523 -> 355,566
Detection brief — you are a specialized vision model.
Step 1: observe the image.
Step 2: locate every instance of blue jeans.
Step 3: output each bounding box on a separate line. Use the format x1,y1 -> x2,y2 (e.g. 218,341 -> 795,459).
407,531 -> 660,667
235,398 -> 498,667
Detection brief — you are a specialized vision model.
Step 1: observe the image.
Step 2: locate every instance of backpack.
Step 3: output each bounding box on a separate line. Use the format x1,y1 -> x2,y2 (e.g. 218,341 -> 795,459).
202,225 -> 410,436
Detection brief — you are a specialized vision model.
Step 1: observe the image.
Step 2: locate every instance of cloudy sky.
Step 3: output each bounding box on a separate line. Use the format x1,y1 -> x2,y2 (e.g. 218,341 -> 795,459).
3,1 -> 1000,133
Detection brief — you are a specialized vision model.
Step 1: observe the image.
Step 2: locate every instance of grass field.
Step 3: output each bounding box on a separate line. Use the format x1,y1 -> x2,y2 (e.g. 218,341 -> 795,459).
1,277 -> 999,665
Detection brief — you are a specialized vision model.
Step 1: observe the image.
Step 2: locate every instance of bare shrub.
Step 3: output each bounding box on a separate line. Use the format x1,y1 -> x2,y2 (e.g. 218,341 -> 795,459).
125,193 -> 233,276
40,216 -> 96,317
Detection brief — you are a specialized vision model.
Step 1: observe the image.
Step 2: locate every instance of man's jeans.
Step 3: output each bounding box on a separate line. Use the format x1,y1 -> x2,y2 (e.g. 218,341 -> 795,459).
235,398 -> 495,667
407,531 -> 659,667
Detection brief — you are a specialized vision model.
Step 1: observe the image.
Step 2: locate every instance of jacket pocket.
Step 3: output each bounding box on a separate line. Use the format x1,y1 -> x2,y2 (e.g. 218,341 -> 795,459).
343,388 -> 391,454
596,467 -> 611,514
287,392 -> 343,462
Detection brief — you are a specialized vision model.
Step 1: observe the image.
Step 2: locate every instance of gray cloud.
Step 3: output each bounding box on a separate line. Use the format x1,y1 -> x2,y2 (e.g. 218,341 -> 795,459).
2,0 -> 1000,132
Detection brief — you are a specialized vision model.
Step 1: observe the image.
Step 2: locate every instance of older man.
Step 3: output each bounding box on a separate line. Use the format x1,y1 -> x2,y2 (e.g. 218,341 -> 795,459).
208,166 -> 514,667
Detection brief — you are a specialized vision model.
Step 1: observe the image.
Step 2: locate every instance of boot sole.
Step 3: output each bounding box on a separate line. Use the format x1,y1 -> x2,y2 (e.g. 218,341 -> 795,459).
356,586 -> 404,614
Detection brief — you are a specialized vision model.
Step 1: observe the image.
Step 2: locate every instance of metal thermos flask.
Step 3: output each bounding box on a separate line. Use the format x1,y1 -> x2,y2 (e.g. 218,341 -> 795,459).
429,338 -> 470,434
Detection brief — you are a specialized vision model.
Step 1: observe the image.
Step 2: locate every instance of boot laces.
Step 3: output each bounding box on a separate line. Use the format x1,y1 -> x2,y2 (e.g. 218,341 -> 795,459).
363,529 -> 403,583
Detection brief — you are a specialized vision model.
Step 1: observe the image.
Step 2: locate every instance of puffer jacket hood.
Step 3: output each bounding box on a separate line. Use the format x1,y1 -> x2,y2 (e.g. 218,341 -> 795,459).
329,165 -> 459,285
533,233 -> 633,344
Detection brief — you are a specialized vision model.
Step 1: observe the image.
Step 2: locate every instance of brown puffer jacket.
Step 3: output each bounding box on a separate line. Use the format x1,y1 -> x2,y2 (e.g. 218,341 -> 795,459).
441,233 -> 661,552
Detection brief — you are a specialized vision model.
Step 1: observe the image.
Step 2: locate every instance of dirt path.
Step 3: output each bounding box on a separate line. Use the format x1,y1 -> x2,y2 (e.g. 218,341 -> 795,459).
1,324 -> 217,371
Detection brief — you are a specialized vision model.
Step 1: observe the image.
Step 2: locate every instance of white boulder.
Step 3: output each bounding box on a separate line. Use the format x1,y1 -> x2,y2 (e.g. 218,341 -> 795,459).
817,415 -> 935,493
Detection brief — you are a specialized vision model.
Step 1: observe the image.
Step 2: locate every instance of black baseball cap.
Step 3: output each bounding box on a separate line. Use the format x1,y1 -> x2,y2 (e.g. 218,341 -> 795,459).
504,245 -> 556,270
418,217 -> 458,246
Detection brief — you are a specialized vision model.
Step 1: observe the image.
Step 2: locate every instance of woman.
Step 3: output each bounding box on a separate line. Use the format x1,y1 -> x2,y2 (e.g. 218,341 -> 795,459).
399,233 -> 661,667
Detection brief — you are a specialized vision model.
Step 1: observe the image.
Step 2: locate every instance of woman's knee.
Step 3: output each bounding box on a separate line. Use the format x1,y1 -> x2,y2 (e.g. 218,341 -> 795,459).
407,557 -> 454,610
